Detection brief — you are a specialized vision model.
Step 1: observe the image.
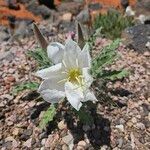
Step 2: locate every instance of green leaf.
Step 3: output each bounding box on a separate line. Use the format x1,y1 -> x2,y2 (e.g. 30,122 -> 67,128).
93,10 -> 134,39
98,69 -> 129,80
39,105 -> 56,129
12,82 -> 39,95
27,48 -> 52,69
91,39 -> 120,77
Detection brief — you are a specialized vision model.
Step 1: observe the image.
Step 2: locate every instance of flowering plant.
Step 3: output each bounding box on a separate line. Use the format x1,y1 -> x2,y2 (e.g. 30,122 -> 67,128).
36,38 -> 97,111
28,23 -> 128,128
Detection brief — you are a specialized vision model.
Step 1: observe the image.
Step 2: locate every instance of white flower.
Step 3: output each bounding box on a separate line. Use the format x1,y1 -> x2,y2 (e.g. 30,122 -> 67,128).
36,38 -> 97,111
125,6 -> 135,17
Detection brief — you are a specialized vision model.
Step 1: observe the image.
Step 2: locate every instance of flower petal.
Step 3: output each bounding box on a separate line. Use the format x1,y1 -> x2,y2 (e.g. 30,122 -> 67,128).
83,90 -> 97,102
63,38 -> 81,68
47,42 -> 65,64
82,67 -> 93,87
38,77 -> 65,93
65,82 -> 83,111
78,43 -> 91,68
40,89 -> 65,103
36,63 -> 63,80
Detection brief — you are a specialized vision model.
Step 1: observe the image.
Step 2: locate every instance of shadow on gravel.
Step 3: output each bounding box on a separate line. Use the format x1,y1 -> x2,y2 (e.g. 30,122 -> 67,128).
63,104 -> 111,149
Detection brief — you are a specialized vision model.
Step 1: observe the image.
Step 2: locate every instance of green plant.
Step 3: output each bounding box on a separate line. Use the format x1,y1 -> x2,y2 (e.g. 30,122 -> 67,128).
91,39 -> 129,80
27,48 -> 52,69
39,105 -> 56,129
93,10 -> 134,39
12,82 -> 39,95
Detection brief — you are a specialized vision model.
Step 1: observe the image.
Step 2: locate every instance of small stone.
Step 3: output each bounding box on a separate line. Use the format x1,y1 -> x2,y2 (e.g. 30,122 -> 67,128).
0,101 -> 5,107
131,117 -> 137,123
45,135 -> 53,148
62,133 -> 74,145
136,123 -> 145,130
76,145 -> 84,150
148,113 -> 150,121
23,138 -> 32,148
5,75 -> 15,83
82,125 -> 90,132
13,128 -> 19,136
62,13 -> 72,22
58,120 -> 67,130
7,121 -> 14,126
143,51 -> 150,57
118,138 -> 123,148
115,124 -> 124,132
100,145 -> 108,150
41,138 -> 47,146
5,136 -> 15,142
12,139 -> 18,148
78,140 -> 87,147
25,129 -> 32,136
62,144 -> 69,150
127,121 -> 133,127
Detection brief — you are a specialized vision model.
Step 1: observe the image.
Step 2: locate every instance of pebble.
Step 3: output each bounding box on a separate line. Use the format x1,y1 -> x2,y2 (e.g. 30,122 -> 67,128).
23,138 -> 32,148
62,13 -> 72,22
78,140 -> 87,147
45,135 -> 54,148
136,122 -> 145,130
101,145 -> 108,150
62,144 -> 69,150
76,145 -> 84,150
131,117 -> 137,123
41,138 -> 47,146
82,125 -> 91,132
62,133 -> 73,145
58,120 -> 67,130
115,124 -> 124,132
148,113 -> 150,121
12,128 -> 20,136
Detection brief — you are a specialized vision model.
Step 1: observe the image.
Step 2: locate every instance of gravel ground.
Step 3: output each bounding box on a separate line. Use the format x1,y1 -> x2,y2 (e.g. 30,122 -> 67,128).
0,22 -> 150,150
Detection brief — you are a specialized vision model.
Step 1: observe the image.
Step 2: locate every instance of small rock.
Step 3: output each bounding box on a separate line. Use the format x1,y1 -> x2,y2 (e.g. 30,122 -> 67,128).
62,133 -> 74,145
58,120 -> 67,130
23,138 -> 32,148
62,144 -> 69,150
76,145 -> 84,150
148,113 -> 150,121
115,124 -> 124,132
41,138 -> 47,146
62,13 -> 72,22
82,125 -> 91,132
131,117 -> 137,123
78,140 -> 87,147
145,42 -> 150,50
100,145 -> 108,150
5,75 -> 15,83
143,51 -> 150,57
136,122 -> 145,130
12,139 -> 18,148
45,135 -> 54,148
118,138 -> 123,148
12,128 -> 20,136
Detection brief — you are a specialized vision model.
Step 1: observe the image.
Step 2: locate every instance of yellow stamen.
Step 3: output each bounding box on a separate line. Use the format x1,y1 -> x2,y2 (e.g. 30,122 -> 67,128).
67,68 -> 81,83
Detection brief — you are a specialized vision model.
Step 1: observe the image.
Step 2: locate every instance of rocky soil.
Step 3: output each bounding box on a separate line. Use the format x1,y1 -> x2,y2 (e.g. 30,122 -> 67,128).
0,0 -> 150,150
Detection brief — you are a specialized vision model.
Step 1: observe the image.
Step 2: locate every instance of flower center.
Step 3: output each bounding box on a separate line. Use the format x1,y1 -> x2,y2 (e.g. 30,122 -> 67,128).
67,68 -> 81,83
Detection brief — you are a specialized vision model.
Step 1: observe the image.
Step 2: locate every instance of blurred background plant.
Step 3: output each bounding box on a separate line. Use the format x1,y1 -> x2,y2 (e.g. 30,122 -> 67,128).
93,10 -> 134,39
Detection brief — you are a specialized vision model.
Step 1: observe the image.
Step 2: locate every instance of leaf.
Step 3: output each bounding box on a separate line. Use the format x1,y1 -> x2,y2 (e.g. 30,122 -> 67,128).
33,23 -> 48,50
39,105 -> 56,129
93,10 -> 134,39
98,69 -> 129,80
27,48 -> 52,69
76,21 -> 85,49
12,82 -> 39,95
91,39 -> 121,77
